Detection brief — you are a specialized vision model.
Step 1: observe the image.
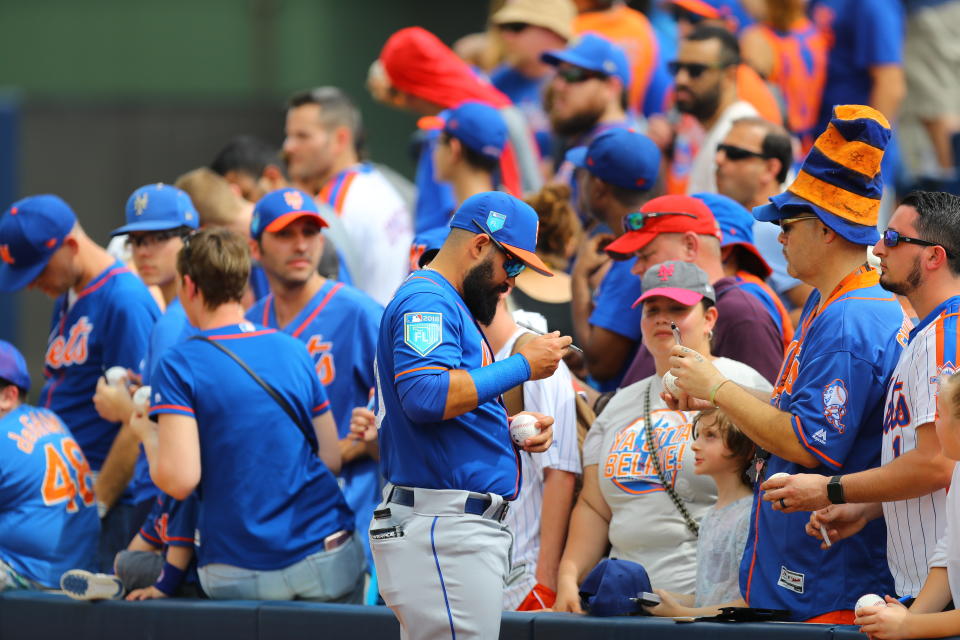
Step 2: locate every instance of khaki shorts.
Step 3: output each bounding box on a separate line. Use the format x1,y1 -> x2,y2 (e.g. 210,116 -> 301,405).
904,0 -> 960,118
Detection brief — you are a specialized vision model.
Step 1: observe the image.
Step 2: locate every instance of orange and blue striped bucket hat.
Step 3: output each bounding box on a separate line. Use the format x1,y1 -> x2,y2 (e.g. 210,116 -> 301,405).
753,105 -> 890,245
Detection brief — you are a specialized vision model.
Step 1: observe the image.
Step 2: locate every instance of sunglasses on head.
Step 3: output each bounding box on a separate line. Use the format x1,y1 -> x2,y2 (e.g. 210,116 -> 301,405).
556,66 -> 608,84
498,22 -> 530,33
883,229 -> 952,256
667,60 -> 729,79
473,220 -> 527,277
717,143 -> 766,161
623,211 -> 698,234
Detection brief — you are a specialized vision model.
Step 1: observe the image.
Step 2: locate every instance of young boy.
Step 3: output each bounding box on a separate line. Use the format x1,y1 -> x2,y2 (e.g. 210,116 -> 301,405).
649,408 -> 754,615
854,372 -> 960,639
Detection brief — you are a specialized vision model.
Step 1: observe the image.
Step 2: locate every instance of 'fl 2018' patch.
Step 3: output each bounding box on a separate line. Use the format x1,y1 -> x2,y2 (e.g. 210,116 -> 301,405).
404,312 -> 443,357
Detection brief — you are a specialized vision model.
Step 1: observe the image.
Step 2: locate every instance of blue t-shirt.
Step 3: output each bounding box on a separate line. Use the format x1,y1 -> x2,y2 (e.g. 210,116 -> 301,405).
740,266 -> 906,620
138,493 -> 200,585
39,263 -> 159,480
0,405 -> 99,587
491,65 -> 552,158
247,280 -> 383,563
150,323 -> 353,570
588,259 -> 643,390
377,271 -> 521,497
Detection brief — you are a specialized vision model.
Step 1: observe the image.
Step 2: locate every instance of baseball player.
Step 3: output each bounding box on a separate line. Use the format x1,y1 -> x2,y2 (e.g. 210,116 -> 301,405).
779,191 -> 958,599
371,191 -> 571,638
136,228 -> 364,601
0,340 -> 99,590
0,195 -> 160,571
246,188 -> 382,567
669,106 -> 907,622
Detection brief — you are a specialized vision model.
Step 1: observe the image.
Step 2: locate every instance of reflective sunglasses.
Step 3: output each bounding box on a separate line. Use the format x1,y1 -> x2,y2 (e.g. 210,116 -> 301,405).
126,227 -> 191,249
473,220 -> 527,277
717,143 -> 766,161
667,61 -> 729,79
556,66 -> 608,84
623,211 -> 698,234
498,22 -> 530,33
883,229 -> 952,256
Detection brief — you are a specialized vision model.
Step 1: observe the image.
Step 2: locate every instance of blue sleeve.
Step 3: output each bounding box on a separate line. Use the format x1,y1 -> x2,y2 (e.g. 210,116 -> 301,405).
414,131 -> 456,234
358,300 -> 384,393
149,350 -> 196,420
855,0 -> 904,68
101,290 -> 158,373
588,260 -> 644,341
309,350 -> 331,418
786,350 -> 880,470
165,493 -> 199,549
137,497 -> 165,547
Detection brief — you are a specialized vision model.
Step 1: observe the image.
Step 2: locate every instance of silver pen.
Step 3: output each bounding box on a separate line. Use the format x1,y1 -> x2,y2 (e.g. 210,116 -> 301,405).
671,322 -> 683,345
516,322 -> 584,355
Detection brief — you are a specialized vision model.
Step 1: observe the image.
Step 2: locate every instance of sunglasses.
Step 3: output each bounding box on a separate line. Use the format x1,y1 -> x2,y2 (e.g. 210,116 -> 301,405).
473,220 -> 526,277
717,143 -> 766,161
126,227 -> 191,249
498,22 -> 529,33
623,211 -> 698,234
883,229 -> 952,256
669,5 -> 705,24
556,66 -> 608,84
667,61 -> 729,79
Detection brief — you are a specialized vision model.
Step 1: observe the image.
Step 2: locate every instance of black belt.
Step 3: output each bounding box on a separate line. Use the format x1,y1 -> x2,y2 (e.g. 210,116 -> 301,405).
389,487 -> 510,522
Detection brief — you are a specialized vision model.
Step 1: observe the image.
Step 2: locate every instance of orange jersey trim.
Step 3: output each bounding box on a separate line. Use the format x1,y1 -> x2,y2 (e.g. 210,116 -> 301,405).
394,365 -> 449,379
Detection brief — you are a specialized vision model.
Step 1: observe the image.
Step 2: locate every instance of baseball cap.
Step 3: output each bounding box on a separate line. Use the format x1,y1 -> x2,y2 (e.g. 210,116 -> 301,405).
604,195 -> 722,256
491,0 -> 576,41
753,105 -> 890,245
579,558 -> 653,617
693,192 -> 771,278
418,101 -> 508,161
634,260 -> 716,308
111,183 -> 199,236
542,33 -> 631,90
0,194 -> 77,293
0,340 -> 30,392
449,191 -> 553,277
566,128 -> 661,191
250,188 -> 329,240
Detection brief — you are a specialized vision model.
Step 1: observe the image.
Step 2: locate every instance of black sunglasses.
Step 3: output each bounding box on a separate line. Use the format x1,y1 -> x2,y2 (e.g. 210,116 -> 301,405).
556,66 -> 608,84
498,22 -> 529,33
623,211 -> 698,234
126,227 -> 192,249
667,60 -> 729,79
669,5 -> 705,24
883,229 -> 952,257
717,143 -> 766,161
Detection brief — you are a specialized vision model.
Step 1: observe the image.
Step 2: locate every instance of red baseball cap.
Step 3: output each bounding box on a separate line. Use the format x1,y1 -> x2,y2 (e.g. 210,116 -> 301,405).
604,195 -> 722,256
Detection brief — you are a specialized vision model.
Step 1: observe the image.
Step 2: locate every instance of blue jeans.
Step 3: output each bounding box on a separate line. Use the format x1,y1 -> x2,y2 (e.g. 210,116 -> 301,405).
198,534 -> 366,602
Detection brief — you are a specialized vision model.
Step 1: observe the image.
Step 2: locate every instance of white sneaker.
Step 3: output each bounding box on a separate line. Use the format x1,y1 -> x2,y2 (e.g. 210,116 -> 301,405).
60,570 -> 124,600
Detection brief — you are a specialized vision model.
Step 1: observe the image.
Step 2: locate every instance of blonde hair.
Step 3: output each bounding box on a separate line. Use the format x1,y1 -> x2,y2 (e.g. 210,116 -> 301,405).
175,168 -> 246,228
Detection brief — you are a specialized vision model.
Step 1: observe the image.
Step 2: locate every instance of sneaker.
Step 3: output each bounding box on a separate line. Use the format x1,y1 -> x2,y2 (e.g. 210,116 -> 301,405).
60,570 -> 124,600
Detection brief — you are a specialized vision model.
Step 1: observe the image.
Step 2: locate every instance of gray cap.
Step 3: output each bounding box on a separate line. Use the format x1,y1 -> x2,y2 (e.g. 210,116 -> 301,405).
632,260 -> 716,308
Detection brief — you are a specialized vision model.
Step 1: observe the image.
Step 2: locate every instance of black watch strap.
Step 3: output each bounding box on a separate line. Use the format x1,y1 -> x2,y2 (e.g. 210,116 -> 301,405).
827,475 -> 846,504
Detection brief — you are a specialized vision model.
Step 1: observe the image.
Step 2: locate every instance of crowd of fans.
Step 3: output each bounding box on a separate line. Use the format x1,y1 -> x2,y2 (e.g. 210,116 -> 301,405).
3,0 -> 960,637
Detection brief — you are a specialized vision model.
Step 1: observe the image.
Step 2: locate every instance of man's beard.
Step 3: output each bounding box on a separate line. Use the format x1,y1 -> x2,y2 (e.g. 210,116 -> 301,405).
551,104 -> 605,139
463,257 -> 508,325
676,83 -> 722,123
880,256 -> 923,296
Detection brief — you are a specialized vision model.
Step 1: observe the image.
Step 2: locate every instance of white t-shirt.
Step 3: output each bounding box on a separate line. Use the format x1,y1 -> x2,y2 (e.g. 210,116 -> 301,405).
496,327 -> 581,610
695,495 -> 751,606
582,358 -> 771,593
337,166 -> 413,306
927,462 -> 960,605
881,311 -> 950,597
686,100 -> 759,195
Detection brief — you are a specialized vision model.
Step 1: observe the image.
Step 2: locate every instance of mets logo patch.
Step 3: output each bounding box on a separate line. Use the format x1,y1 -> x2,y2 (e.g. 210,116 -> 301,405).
822,378 -> 848,433
486,211 -> 506,233
404,312 -> 443,357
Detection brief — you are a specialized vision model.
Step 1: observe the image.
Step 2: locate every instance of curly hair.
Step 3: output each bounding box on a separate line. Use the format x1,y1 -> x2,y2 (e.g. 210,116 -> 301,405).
524,183 -> 582,261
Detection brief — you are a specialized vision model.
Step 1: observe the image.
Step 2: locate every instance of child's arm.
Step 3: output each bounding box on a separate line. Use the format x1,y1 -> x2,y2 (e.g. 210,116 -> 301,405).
646,589 -> 745,617
855,570 -> 958,639
125,545 -> 193,601
126,533 -> 160,553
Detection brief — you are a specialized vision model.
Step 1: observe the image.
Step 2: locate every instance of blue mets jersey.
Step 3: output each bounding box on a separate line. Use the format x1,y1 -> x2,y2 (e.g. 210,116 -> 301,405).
150,323 -> 353,570
139,492 -> 200,585
740,266 -> 908,620
0,405 -> 99,587
247,280 -> 383,561
40,262 -> 159,479
376,270 -> 521,497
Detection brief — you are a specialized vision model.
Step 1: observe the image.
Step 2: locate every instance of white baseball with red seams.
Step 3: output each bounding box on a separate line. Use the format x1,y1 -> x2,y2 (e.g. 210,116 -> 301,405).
133,385 -> 151,411
662,372 -> 681,396
509,413 -> 539,446
855,593 -> 887,612
104,366 -> 127,387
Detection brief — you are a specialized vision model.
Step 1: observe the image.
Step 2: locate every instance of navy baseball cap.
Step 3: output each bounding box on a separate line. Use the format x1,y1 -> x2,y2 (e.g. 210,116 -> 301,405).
694,192 -> 770,278
420,101 -> 508,160
579,558 -> 653,617
251,188 -> 329,240
542,33 -> 631,90
449,191 -> 553,276
566,128 -> 660,191
0,340 -> 30,392
0,195 -> 77,293
111,184 -> 199,236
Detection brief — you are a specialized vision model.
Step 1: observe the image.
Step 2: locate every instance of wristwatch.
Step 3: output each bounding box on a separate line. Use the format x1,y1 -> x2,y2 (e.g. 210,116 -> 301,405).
827,475 -> 846,504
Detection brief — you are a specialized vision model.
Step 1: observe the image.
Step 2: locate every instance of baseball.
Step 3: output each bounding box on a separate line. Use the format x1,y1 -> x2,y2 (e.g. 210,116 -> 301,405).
133,386 -> 152,411
769,472 -> 791,480
662,371 -> 681,396
510,413 -> 540,446
855,594 -> 887,612
105,366 -> 128,387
